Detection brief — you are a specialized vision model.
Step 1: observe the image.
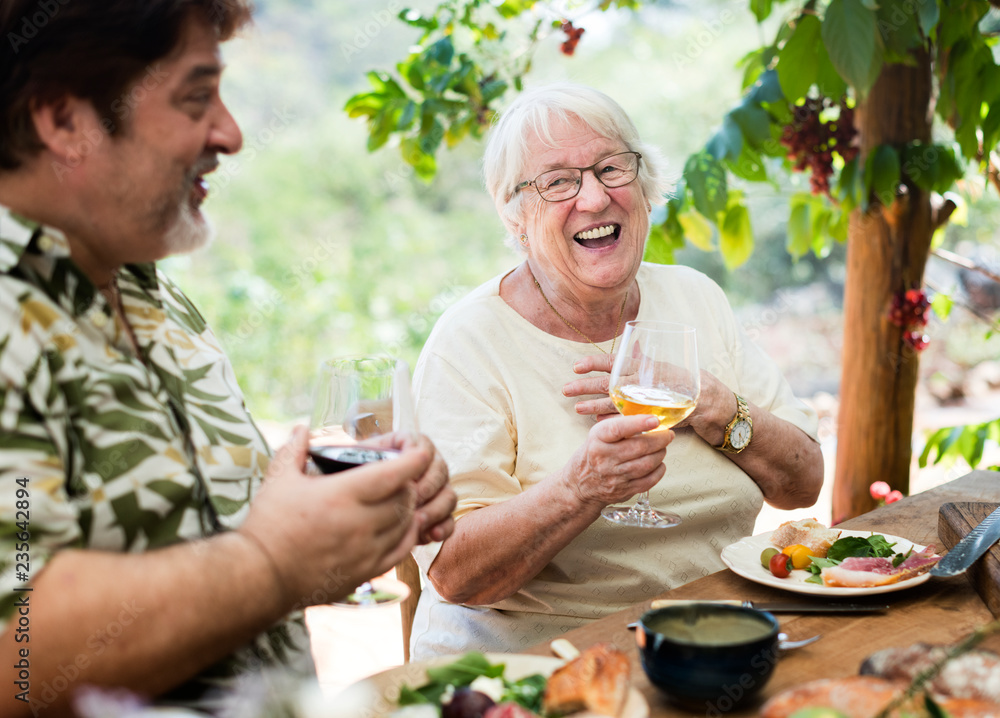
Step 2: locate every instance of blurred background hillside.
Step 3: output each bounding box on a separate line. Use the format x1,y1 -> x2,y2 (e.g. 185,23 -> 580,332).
167,0 -> 1000,469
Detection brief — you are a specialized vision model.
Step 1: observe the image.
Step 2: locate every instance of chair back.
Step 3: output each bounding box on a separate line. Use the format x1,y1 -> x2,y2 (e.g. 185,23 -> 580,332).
396,553 -> 421,663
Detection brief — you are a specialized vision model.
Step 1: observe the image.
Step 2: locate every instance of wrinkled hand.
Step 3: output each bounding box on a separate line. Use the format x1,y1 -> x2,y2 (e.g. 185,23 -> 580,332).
565,415 -> 674,509
239,426 -> 432,606
563,354 -> 618,420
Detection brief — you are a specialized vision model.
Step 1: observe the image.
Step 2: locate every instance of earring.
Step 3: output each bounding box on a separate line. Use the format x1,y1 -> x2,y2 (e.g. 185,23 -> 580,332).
519,234 -> 529,247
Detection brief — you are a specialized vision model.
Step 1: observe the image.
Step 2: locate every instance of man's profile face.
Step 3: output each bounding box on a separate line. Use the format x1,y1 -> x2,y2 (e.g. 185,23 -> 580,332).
82,9 -> 243,264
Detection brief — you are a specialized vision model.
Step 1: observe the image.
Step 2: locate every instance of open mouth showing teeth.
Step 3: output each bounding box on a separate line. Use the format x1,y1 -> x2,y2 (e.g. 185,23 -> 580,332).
191,177 -> 209,205
574,224 -> 620,249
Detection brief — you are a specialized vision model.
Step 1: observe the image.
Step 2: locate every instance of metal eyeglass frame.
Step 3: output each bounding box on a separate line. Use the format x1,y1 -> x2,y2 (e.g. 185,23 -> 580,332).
515,151 -> 642,202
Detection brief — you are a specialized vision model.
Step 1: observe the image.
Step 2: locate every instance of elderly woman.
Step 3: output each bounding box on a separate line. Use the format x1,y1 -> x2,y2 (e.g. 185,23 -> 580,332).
409,83 -> 823,659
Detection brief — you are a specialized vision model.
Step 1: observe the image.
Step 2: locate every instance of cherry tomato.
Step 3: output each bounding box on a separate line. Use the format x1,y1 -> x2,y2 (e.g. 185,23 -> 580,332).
781,543 -> 815,570
769,552 -> 792,578
760,548 -> 780,569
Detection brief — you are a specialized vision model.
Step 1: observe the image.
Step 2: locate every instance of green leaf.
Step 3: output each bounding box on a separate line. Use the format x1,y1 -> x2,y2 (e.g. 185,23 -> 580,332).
748,68 -> 785,105
827,536 -> 880,561
679,210 -> 715,251
750,0 -> 773,23
397,100 -> 417,131
822,0 -> 879,95
706,115 -> 744,162
917,0 -> 940,38
644,222 -> 676,264
876,0 -> 924,60
343,92 -> 385,119
787,195 -> 813,258
778,15 -> 822,102
730,101 -> 772,147
400,137 -> 438,181
864,144 -> 901,207
683,152 -> 728,219
740,47 -> 770,90
425,36 -> 455,66
720,201 -> 754,269
816,37 -> 849,98
984,104 -> 1000,154
836,156 -> 862,207
931,291 -> 954,321
727,142 -> 768,182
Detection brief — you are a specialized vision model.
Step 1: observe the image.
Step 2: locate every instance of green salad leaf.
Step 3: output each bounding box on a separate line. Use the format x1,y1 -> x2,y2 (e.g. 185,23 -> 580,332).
397,652 -> 547,711
501,673 -> 547,712
803,534 -> 907,584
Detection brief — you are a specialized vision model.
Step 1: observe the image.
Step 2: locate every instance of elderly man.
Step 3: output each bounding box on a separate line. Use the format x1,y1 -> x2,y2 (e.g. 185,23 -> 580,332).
0,1 -> 456,715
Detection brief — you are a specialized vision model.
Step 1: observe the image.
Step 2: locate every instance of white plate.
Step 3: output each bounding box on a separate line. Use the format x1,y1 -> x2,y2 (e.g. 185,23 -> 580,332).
720,529 -> 932,596
333,653 -> 649,718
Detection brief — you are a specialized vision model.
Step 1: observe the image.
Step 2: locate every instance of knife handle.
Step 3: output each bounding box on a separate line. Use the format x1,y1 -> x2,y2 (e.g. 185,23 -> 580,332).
650,599 -> 742,609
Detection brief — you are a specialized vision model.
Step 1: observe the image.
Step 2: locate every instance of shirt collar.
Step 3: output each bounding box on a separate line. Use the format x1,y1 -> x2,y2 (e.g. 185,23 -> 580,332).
0,202 -> 161,304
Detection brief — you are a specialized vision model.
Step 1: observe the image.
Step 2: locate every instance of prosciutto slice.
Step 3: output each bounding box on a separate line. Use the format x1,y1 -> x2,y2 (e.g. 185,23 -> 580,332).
821,546 -> 941,587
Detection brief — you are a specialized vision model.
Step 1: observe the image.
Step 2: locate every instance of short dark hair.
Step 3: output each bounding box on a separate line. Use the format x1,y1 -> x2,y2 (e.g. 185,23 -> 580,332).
0,0 -> 254,170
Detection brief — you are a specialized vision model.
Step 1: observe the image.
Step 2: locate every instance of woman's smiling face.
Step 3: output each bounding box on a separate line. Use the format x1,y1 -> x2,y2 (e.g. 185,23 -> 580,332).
516,114 -> 650,300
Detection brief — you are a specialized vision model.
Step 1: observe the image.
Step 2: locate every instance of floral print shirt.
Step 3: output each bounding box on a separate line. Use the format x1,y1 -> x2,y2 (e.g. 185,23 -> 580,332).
0,206 -> 310,709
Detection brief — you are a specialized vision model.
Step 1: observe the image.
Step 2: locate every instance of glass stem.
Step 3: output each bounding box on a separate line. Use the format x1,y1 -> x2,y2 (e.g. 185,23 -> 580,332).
631,491 -> 652,515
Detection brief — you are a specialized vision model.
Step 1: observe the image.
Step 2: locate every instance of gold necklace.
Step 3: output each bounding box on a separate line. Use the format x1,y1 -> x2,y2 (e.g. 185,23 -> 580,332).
530,267 -> 629,355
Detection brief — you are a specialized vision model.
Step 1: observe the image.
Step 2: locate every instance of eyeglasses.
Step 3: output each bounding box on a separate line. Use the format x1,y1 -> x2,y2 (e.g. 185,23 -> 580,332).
515,151 -> 642,202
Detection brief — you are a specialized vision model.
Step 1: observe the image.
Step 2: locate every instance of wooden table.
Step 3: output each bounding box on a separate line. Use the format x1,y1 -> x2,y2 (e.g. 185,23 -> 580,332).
524,470 -> 1000,716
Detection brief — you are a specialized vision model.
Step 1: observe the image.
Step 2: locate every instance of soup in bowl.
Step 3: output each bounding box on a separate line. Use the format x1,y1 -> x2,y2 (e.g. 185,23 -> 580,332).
636,603 -> 781,712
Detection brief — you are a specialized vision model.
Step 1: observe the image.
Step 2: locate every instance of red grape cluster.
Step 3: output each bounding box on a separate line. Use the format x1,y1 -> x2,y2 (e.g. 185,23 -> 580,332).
888,288 -> 930,351
560,20 -> 584,56
780,97 -> 858,196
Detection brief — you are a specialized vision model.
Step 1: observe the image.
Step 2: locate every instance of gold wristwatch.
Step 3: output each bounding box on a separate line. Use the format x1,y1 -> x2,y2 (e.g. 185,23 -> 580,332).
717,393 -> 752,453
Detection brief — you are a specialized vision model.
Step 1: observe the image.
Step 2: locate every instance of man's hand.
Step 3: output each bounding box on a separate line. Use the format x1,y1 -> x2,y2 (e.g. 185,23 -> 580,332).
563,354 -> 618,420
239,426 -> 436,607
370,431 -> 457,544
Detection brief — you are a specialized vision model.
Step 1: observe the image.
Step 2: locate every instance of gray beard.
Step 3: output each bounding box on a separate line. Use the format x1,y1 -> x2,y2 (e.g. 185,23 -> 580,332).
163,204 -> 214,256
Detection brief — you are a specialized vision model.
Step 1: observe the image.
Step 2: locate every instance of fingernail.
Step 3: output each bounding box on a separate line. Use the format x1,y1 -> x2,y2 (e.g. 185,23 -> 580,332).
645,417 -> 659,430
573,361 -> 584,371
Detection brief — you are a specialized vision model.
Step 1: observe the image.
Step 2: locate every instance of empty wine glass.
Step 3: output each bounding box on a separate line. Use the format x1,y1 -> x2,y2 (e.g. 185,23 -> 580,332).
309,355 -> 414,607
601,321 -> 700,529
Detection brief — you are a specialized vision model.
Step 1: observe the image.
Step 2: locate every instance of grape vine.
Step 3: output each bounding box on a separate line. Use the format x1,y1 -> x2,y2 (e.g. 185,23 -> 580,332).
780,97 -> 858,197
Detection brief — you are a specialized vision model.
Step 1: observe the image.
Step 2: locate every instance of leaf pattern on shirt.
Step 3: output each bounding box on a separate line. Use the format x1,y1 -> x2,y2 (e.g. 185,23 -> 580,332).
0,207 -> 309,708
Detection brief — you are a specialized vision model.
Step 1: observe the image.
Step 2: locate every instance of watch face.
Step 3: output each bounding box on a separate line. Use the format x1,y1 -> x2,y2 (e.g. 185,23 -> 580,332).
731,420 -> 752,449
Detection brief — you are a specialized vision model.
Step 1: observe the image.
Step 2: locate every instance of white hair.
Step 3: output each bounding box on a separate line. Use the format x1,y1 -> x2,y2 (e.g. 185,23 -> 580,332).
482,82 -> 673,252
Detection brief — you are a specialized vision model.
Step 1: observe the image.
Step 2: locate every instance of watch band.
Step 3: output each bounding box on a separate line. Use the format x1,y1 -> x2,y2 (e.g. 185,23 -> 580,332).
716,393 -> 752,453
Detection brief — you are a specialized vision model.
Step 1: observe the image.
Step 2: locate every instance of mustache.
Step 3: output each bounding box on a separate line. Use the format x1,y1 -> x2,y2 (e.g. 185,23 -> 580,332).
190,157 -> 220,181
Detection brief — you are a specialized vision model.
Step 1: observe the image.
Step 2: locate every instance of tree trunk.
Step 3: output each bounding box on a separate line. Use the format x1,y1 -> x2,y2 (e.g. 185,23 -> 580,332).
832,55 -> 933,522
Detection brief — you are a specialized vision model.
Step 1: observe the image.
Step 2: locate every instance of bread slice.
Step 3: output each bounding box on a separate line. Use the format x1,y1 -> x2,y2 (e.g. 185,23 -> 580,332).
542,643 -> 630,717
770,518 -> 841,558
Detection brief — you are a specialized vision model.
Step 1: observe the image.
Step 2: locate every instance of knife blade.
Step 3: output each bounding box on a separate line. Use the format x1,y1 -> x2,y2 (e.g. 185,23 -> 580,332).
931,504 -> 1000,577
649,599 -> 889,613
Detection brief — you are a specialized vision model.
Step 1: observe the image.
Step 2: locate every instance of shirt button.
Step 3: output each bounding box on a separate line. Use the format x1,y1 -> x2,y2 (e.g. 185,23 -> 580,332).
37,234 -> 54,252
91,312 -> 109,328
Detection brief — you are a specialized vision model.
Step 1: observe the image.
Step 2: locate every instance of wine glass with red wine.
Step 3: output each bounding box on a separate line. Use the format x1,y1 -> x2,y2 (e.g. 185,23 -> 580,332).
309,355 -> 413,607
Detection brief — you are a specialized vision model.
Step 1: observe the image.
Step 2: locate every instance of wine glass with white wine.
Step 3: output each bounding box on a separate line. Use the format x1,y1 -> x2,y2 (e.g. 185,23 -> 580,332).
601,321 -> 700,529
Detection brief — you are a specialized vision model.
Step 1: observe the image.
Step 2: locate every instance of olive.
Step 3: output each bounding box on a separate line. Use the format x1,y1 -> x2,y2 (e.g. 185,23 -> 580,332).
760,547 -> 780,569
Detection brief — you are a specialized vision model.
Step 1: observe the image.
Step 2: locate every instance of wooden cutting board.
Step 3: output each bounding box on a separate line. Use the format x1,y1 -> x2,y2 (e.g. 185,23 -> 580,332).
938,502 -> 1000,619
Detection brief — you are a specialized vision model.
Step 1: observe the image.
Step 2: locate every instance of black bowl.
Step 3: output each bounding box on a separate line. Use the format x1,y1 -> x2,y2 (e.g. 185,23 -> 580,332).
636,604 -> 781,713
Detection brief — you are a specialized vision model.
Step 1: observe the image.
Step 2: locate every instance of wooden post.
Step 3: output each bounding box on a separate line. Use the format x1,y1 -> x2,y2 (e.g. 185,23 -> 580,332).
833,55 -> 934,522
